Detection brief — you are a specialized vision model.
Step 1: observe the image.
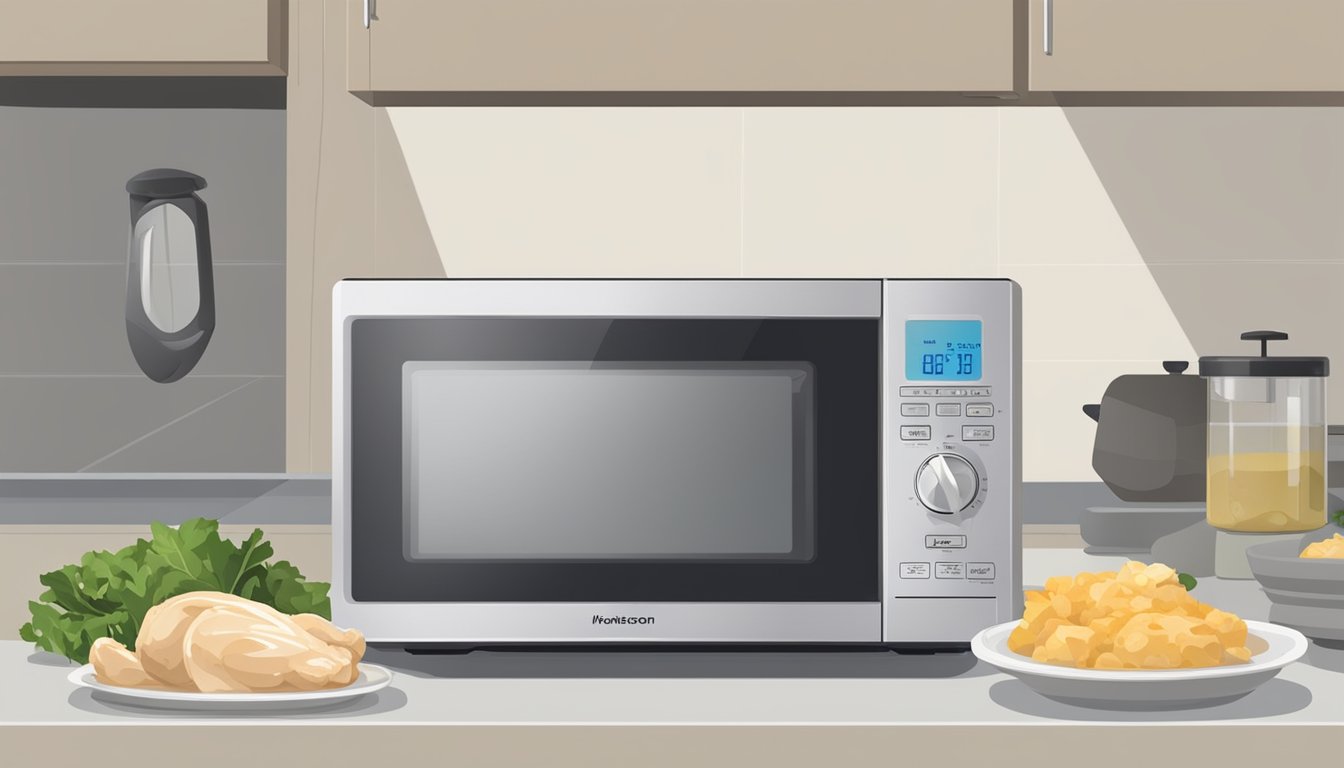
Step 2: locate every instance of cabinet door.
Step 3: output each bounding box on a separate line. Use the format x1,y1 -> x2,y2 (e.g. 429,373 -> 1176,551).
0,0 -> 285,76
1030,0 -> 1344,92
348,0 -> 1014,98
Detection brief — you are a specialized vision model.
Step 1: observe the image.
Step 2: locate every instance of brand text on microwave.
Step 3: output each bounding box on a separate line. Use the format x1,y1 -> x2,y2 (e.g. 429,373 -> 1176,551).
591,614 -> 655,625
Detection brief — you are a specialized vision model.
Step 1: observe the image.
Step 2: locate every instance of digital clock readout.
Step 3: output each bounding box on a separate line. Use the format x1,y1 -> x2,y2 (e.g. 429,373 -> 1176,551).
905,320 -> 983,381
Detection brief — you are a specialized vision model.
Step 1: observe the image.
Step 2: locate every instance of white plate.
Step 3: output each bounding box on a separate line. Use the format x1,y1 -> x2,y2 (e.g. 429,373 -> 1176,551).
971,620 -> 1307,710
68,663 -> 393,712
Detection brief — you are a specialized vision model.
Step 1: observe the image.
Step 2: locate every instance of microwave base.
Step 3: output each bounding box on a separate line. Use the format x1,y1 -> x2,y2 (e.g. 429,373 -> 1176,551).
336,599 -> 1004,647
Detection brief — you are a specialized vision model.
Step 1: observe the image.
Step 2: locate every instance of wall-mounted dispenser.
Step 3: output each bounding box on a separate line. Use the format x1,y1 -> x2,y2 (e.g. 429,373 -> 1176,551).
125,168 -> 215,383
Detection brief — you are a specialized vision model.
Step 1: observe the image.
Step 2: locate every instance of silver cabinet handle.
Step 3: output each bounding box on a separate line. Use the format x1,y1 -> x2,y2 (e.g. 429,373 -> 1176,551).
1044,0 -> 1053,55
363,0 -> 373,29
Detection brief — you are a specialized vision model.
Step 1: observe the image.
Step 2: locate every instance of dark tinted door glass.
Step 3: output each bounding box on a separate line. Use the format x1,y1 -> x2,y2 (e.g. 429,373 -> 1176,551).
350,317 -> 879,602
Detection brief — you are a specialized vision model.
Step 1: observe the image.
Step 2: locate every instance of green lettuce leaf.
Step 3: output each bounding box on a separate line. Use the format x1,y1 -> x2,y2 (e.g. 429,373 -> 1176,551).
19,518 -> 331,664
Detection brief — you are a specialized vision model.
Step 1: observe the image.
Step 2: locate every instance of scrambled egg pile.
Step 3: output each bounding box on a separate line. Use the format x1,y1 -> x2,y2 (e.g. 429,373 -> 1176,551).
1301,533 -> 1344,559
1008,561 -> 1252,670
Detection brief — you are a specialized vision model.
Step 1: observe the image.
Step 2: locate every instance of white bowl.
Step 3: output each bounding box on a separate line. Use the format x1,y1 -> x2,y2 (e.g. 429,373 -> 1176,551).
971,620 -> 1307,710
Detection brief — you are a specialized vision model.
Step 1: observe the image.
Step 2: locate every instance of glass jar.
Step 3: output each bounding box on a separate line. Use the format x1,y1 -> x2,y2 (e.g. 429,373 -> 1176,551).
1199,331 -> 1329,533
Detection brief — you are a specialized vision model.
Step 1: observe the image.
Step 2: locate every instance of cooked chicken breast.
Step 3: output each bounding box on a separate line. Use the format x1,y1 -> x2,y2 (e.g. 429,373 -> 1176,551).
89,636 -> 158,688
137,592 -> 255,688
183,603 -> 357,692
90,591 -> 363,693
291,612 -> 367,661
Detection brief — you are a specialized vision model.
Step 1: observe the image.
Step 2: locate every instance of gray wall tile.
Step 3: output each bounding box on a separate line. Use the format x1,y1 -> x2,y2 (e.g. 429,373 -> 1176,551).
0,263 -> 283,376
198,263 -> 285,376
86,377 -> 284,472
0,376 -> 261,472
0,106 -> 284,471
0,107 -> 284,264
0,264 -> 126,374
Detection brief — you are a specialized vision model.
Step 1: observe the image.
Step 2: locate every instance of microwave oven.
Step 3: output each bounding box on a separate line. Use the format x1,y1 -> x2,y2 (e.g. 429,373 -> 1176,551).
332,279 -> 1021,649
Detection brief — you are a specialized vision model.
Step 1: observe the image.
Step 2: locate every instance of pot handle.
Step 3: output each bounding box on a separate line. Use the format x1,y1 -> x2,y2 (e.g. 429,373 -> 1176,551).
1082,404 -> 1101,422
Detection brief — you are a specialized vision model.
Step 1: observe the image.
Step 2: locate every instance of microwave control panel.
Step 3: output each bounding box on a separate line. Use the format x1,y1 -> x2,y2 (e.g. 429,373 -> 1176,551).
881,280 -> 1022,644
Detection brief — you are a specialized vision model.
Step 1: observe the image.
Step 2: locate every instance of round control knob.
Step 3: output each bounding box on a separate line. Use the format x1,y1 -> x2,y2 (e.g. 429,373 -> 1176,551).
915,453 -> 981,515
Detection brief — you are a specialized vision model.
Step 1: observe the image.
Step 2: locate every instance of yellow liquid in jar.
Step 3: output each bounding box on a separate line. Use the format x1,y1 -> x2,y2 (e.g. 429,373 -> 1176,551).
1207,451 -> 1326,532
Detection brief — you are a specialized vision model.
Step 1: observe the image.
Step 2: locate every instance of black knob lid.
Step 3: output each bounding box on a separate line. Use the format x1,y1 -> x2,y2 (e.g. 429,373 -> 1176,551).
1240,330 -> 1289,357
1162,361 -> 1189,374
126,168 -> 207,199
1200,330 -> 1327,377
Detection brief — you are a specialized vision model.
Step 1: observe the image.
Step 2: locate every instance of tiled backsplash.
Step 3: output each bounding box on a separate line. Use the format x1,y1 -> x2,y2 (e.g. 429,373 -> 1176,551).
0,107 -> 285,472
5,101 -> 1336,482
365,105 -> 1344,482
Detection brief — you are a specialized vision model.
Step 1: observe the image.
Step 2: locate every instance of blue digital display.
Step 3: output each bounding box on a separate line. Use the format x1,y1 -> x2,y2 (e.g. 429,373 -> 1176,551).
905,320 -> 982,381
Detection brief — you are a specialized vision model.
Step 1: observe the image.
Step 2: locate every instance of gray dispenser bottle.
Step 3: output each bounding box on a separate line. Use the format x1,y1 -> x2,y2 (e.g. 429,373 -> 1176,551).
125,169 -> 215,383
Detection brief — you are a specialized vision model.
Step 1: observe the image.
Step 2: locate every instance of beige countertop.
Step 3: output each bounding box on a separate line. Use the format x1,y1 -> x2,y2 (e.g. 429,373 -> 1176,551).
3,548 -> 1343,766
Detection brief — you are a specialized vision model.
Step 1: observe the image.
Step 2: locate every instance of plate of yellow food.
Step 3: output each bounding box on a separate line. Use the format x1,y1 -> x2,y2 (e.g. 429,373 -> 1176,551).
67,591 -> 392,711
971,561 -> 1308,709
1247,529 -> 1344,644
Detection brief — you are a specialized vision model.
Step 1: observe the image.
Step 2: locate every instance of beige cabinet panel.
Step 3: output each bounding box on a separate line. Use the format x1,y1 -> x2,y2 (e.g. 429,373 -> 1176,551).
348,0 -> 1014,97
1030,0 -> 1344,92
0,0 -> 286,75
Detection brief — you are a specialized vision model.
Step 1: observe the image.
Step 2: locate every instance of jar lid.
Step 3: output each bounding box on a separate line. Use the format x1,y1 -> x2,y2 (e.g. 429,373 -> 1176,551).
1198,330 -> 1329,377
126,168 -> 206,199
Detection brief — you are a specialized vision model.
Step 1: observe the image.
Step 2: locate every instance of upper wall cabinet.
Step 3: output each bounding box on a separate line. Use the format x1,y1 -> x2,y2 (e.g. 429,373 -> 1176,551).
0,0 -> 286,76
347,0 -> 1015,102
1030,0 -> 1344,92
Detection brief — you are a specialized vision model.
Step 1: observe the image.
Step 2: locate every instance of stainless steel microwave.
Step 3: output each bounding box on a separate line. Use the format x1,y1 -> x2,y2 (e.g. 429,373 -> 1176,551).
332,279 -> 1021,649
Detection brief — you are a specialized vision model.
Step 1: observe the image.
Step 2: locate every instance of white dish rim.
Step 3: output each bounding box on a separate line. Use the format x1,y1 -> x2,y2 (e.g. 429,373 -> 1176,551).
68,662 -> 392,703
971,619 -> 1308,682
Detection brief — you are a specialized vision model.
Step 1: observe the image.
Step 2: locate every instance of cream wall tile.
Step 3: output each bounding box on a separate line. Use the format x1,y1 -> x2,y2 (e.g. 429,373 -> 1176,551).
999,107 -> 1148,266
1147,261 -> 1344,423
1059,108 -> 1344,264
1001,264 -> 1197,363
387,108 -> 741,277
741,108 -> 997,277
373,109 -> 446,278
1022,361 -> 1170,484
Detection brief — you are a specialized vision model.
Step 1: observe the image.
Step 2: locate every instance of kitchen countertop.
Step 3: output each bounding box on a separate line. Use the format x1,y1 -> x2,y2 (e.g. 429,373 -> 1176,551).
4,549 -> 1343,765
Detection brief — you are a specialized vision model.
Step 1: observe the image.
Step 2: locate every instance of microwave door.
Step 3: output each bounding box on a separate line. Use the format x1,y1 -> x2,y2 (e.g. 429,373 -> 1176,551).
341,313 -> 881,642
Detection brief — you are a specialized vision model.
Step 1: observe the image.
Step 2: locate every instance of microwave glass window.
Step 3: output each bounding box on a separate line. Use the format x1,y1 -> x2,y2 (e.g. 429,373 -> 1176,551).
402,362 -> 816,561
905,320 -> 982,381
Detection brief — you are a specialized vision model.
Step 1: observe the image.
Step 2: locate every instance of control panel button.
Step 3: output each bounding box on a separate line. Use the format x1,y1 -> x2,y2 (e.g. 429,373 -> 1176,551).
966,403 -> 994,418
899,562 -> 931,579
915,453 -> 981,514
901,425 -> 932,441
969,388 -> 991,396
926,535 -> 967,549
935,562 -> 965,579
900,403 -> 930,417
934,388 -> 969,397
900,387 -> 937,397
962,425 -> 995,441
935,403 -> 961,417
967,562 -> 996,580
